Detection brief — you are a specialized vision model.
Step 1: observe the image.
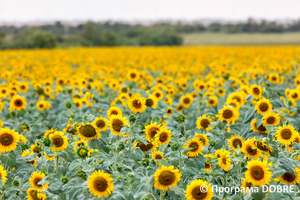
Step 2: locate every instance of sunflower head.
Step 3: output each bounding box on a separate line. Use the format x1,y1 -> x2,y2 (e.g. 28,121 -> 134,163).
93,117 -> 108,132
29,171 -> 49,190
78,123 -> 101,140
250,84 -> 264,99
128,95 -> 147,113
245,159 -> 272,186
0,127 -> 20,153
154,165 -> 181,191
9,95 -> 27,111
155,128 -> 172,145
276,124 -> 298,145
185,179 -> 214,200
218,105 -> 239,124
144,122 -> 161,141
195,134 -> 209,147
255,98 -> 272,115
107,106 -> 122,118
196,115 -> 213,131
262,112 -> 280,126
49,131 -> 68,151
109,114 -> 129,136
242,139 -> 262,159
133,140 -> 156,153
184,138 -> 203,158
228,135 -> 243,150
145,96 -> 158,109
87,170 -> 114,198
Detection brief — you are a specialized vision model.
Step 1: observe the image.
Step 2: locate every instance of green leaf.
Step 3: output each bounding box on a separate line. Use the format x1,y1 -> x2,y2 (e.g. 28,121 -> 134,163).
272,168 -> 286,178
156,159 -> 168,166
128,148 -> 144,161
245,94 -> 254,101
89,138 -> 109,153
0,151 -> 16,168
243,107 -> 256,124
91,150 -> 109,160
59,147 -> 77,162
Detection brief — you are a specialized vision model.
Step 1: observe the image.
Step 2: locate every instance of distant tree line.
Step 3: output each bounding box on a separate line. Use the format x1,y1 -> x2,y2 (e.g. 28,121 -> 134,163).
0,18 -> 300,49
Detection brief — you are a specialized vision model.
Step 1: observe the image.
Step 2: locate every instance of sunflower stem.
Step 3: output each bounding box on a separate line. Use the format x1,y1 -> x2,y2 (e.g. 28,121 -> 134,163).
128,125 -> 133,152
179,150 -> 182,184
55,156 -> 59,173
286,144 -> 289,157
113,150 -> 117,172
160,190 -> 164,200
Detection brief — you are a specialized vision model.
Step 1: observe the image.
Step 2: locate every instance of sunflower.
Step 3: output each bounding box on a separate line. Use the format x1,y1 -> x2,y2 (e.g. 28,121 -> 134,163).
250,119 -> 267,134
133,140 -> 157,153
262,112 -> 280,126
228,135 -> 243,150
127,69 -> 140,82
44,152 -> 56,161
78,123 -> 101,140
226,99 -> 240,110
93,117 -> 108,132
277,167 -> 300,185
184,138 -> 203,158
9,95 -> 27,111
154,165 -> 181,191
255,98 -> 272,115
195,134 -> 209,147
276,124 -> 298,145
215,149 -> 231,158
250,84 -> 264,99
44,128 -> 56,138
145,96 -> 158,109
22,150 -> 37,165
107,106 -> 122,118
20,135 -> 28,144
289,89 -> 300,101
176,104 -> 185,112
185,179 -> 214,200
29,171 -> 49,190
155,128 -> 172,145
128,95 -> 147,113
241,178 -> 253,194
218,153 -> 231,171
49,131 -> 68,151
19,82 -> 29,93
0,165 -> 7,186
153,90 -> 164,101
227,91 -> 246,106
36,100 -> 48,111
87,170 -> 114,198
109,114 -> 129,136
204,162 -> 212,171
144,122 -> 161,141
216,87 -> 225,97
241,139 -> 262,159
254,140 -> 273,156
152,150 -> 165,160
196,115 -> 214,131
0,127 -> 20,153
245,159 -> 272,186
26,188 -> 47,200
180,94 -> 193,108
166,107 -> 173,115
218,105 -> 240,125
206,96 -> 218,107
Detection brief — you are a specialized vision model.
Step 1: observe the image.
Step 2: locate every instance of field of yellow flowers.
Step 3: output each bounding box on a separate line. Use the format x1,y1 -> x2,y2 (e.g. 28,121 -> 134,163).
1,46 -> 300,200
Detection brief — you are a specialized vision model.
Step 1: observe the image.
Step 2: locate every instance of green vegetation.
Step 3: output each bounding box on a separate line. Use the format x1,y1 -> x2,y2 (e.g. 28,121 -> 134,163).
0,19 -> 300,48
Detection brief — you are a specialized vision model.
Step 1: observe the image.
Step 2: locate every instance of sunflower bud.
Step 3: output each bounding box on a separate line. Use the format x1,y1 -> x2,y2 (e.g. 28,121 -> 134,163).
22,123 -> 29,132
117,165 -> 123,172
61,177 -> 69,184
142,158 -> 150,167
65,101 -> 72,108
13,180 -> 19,186
177,114 -> 186,123
129,114 -> 136,124
76,146 -> 89,159
142,197 -> 150,200
77,169 -> 86,179
171,142 -> 180,151
118,142 -> 125,151
43,137 -> 51,147
210,141 -> 216,146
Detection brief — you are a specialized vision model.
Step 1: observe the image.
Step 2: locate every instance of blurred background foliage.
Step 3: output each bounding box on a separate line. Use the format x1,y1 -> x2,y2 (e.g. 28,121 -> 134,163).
0,18 -> 300,49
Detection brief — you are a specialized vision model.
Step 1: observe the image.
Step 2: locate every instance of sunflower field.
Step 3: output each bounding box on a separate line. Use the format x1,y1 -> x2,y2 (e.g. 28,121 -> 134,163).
1,46 -> 300,200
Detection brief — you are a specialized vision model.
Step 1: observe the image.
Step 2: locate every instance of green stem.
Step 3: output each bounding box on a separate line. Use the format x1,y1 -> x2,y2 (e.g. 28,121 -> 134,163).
145,168 -> 148,193
179,150 -> 182,184
160,190 -> 164,200
55,156 -> 59,173
113,150 -> 117,171
286,144 -> 289,157
128,125 -> 133,151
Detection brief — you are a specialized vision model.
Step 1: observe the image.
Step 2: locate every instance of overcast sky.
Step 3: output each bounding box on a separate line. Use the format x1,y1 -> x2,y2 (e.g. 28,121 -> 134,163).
0,0 -> 300,22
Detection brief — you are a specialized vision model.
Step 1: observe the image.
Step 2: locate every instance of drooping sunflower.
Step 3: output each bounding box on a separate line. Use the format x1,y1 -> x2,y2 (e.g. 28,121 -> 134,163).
133,140 -> 157,153
196,115 -> 213,131
26,188 -> 47,200
144,122 -> 161,141
254,140 -> 273,156
180,94 -> 193,108
109,114 -> 129,136
166,107 -> 173,115
87,170 -> 114,199
195,134 -> 209,147
204,161 -> 212,171
245,159 -> 272,186
78,123 -> 101,140
107,106 -> 122,118
145,96 -> 158,109
155,128 -> 172,145
228,135 -> 243,150
241,178 -> 253,194
184,138 -> 203,158
22,150 -> 37,165
218,105 -> 240,125
154,165 -> 181,191
276,124 -> 298,145
250,84 -> 264,99
206,96 -> 218,107
262,112 -> 280,126
29,171 -> 49,190
250,119 -> 267,134
49,131 -> 68,151
241,139 -> 262,159
218,153 -> 231,171
185,179 -> 214,200
277,167 -> 300,185
128,95 -> 147,113
0,165 -> 7,186
20,135 -> 28,144
255,98 -> 272,115
176,104 -> 185,112
93,117 -> 109,132
9,95 -> 27,111
215,149 -> 231,158
44,152 -> 56,161
0,127 -> 20,153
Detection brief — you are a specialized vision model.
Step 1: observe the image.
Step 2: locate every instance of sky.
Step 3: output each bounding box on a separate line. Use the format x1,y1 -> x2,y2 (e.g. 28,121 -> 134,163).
0,0 -> 300,23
